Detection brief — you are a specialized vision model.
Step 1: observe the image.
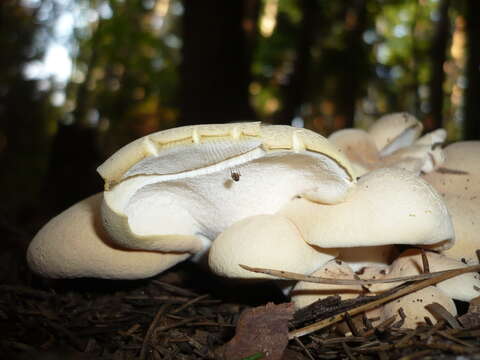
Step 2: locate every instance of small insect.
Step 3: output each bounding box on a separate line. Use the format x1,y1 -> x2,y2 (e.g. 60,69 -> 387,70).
230,169 -> 241,182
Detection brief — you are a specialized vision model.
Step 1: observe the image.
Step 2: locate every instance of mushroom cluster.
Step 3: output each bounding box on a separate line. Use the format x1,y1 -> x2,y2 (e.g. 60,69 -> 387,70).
291,250 -> 480,329
329,112 -> 446,176
329,113 -> 480,266
27,122 -> 454,282
422,141 -> 480,264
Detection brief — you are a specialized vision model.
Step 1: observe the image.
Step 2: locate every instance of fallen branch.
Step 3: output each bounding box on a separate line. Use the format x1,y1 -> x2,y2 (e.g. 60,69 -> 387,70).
240,264 -> 480,286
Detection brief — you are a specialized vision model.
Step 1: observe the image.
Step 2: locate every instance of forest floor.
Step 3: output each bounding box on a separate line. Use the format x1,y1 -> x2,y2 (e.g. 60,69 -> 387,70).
1,227 -> 480,359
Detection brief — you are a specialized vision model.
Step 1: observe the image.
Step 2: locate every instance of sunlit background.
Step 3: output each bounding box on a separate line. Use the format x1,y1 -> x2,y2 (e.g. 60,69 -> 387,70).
0,0 -> 478,226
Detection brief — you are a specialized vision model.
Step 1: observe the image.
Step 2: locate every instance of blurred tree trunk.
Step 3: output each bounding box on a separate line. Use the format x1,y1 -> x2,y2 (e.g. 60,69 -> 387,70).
427,0 -> 450,131
275,0 -> 319,125
0,1 -> 52,223
464,0 -> 480,140
42,124 -> 102,213
180,0 -> 258,125
41,23 -> 105,213
335,0 -> 367,130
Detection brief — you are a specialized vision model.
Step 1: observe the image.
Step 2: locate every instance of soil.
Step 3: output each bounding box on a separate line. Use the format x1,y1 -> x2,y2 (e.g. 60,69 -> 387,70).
1,221 -> 480,359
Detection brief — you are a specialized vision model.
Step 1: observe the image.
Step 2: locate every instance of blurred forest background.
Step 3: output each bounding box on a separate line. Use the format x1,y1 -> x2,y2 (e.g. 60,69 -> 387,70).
1,0 -> 480,235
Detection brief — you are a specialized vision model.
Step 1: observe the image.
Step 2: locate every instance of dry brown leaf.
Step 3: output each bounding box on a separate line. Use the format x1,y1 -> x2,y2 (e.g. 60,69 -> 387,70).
216,302 -> 295,360
458,296 -> 480,328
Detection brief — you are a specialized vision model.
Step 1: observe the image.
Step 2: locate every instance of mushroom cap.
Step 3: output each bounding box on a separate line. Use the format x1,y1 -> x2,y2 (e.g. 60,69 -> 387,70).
368,112 -> 423,156
436,195 -> 480,264
98,122 -> 354,187
379,144 -> 445,175
329,124 -> 445,176
328,128 -> 380,176
279,167 -> 454,250
364,249 -> 480,302
415,128 -> 447,147
381,286 -> 457,329
99,122 -> 356,253
422,141 -> 480,264
26,194 -> 191,279
208,214 -> 337,279
290,260 -> 363,309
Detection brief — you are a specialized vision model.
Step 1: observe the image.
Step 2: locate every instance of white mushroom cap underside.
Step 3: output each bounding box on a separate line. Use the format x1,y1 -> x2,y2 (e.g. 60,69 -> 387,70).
98,122 -> 355,186
26,194 -> 190,279
99,123 -> 357,252
102,150 -> 355,252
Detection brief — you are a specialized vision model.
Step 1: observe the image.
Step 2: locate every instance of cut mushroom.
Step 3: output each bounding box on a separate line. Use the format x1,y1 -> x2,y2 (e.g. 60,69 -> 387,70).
279,167 -> 454,250
422,141 -> 480,264
99,122 -> 356,253
290,260 -> 363,309
26,194 -> 192,279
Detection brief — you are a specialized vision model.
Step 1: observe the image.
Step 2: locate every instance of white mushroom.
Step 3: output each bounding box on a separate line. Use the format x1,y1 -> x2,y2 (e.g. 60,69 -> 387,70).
363,249 -> 480,302
208,215 -> 337,279
328,129 -> 380,176
329,113 -> 447,176
368,112 -> 423,157
278,167 -> 454,250
422,141 -> 480,264
381,286 -> 457,329
290,260 -> 363,309
99,122 -> 356,253
26,194 -> 192,279
28,123 -> 358,279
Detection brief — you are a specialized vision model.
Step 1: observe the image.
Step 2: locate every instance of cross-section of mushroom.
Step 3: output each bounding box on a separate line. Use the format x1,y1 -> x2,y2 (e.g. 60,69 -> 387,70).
99,122 -> 356,257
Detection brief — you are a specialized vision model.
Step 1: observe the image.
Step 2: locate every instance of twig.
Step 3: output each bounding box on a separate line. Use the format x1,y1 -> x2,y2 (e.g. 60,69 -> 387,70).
294,337 -> 315,360
152,280 -> 200,297
435,330 -> 476,348
240,264 -> 479,286
288,264 -> 480,339
420,249 -> 430,273
0,285 -> 53,299
424,303 -> 461,329
171,294 -> 210,314
140,304 -> 168,360
342,342 -> 357,360
436,167 -> 469,175
398,349 -> 432,360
